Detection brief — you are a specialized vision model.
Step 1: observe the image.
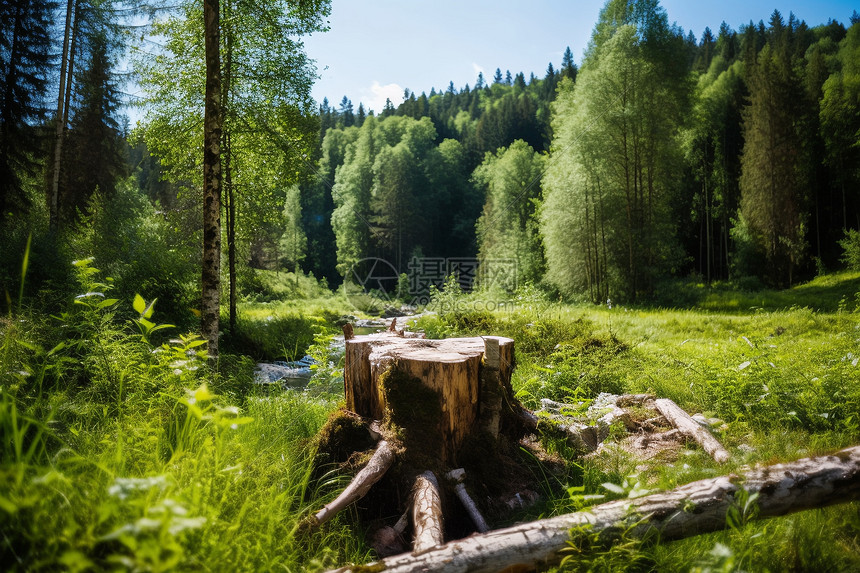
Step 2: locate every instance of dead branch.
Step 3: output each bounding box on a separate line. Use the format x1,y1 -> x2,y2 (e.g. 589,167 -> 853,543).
312,440 -> 395,527
446,468 -> 489,533
412,471 -> 444,553
655,398 -> 730,463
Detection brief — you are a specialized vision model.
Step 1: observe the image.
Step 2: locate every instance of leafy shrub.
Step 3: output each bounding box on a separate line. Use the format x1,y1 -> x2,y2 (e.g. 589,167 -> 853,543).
0,214 -> 74,312
839,229 -> 860,271
68,179 -> 199,332
0,258 -> 367,571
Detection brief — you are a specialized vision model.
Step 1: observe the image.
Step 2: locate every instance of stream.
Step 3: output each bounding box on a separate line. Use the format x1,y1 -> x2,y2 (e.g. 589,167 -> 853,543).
253,315 -> 426,388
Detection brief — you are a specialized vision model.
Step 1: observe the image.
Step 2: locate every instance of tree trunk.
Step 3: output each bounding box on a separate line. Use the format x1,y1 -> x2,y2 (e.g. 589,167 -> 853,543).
50,0 -> 74,232
225,135 -> 236,334
222,1 -> 237,334
202,0 -> 222,360
333,445 -> 860,573
654,398 -> 730,463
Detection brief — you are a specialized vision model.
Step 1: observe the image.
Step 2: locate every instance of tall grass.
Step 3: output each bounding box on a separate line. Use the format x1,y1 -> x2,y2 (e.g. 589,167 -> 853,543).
0,261 -> 367,571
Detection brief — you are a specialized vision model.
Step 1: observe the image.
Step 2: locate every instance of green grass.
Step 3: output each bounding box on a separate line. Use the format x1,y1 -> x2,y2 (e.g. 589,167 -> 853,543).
416,272 -> 860,571
1,266 -> 858,571
0,263 -> 371,571
659,270 -> 860,313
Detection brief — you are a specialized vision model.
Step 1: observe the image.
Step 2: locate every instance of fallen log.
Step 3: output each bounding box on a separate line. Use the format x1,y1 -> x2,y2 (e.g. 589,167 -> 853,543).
312,440 -> 395,527
411,471 -> 444,553
655,398 -> 730,463
330,444 -> 860,573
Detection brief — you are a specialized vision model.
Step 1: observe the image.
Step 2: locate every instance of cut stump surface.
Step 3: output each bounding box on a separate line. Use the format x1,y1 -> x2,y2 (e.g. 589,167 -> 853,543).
343,332 -> 514,464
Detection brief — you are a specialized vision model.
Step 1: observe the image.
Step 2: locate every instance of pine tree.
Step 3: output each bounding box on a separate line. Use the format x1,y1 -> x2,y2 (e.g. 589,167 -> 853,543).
820,22 -> 860,235
739,41 -> 807,285
561,46 -> 577,81
0,0 -> 55,217
61,32 -> 126,222
339,96 -> 355,127
695,27 -> 716,72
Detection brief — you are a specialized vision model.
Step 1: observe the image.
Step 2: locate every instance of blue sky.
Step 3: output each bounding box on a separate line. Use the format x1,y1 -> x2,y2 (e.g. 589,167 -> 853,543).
302,0 -> 857,113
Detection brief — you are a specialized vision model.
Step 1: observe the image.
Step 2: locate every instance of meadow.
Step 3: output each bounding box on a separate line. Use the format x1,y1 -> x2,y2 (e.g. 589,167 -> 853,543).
1,266 -> 858,571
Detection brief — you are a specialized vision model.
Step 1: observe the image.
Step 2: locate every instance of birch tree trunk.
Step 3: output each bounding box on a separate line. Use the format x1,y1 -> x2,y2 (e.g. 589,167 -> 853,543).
202,0 -> 222,360
655,398 -> 730,463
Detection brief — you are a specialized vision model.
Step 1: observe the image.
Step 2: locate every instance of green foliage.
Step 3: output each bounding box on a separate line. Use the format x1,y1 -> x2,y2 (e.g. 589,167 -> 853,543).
222,311 -> 332,362
542,14 -> 689,303
0,213 -> 74,313
840,229 -> 860,270
0,0 -> 54,217
475,140 -> 546,286
67,178 -> 199,331
0,259 -> 368,571
329,115 -> 482,277
131,294 -> 175,343
417,274 -> 501,338
280,185 -> 307,270
560,515 -> 655,573
739,39 -> 809,286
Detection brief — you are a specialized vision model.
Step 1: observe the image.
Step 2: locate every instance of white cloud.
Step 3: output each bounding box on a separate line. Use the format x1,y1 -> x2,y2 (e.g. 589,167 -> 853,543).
360,81 -> 404,114
472,62 -> 485,77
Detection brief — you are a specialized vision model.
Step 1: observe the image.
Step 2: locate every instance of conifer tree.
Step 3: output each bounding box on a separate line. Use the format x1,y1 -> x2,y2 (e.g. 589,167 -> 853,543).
561,46 -> 577,81
739,32 -> 807,285
61,32 -> 126,220
0,0 -> 54,217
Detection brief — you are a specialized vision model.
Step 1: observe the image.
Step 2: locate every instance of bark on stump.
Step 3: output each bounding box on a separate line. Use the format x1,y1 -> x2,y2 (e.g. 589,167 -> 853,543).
343,331 -> 515,466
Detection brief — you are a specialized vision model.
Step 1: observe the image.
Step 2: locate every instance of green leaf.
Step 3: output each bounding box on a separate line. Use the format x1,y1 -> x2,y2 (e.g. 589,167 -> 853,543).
97,299 -> 119,309
48,342 -> 66,355
143,298 -> 157,319
133,294 -> 146,315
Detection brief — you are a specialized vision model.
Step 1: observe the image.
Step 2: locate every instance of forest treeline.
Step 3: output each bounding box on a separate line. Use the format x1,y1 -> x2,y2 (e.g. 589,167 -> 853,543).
306,2 -> 860,302
2,0 -> 860,326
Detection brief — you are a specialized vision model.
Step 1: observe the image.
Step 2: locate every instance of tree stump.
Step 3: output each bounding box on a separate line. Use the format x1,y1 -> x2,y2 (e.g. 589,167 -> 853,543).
308,329 -> 529,551
343,331 -> 515,465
